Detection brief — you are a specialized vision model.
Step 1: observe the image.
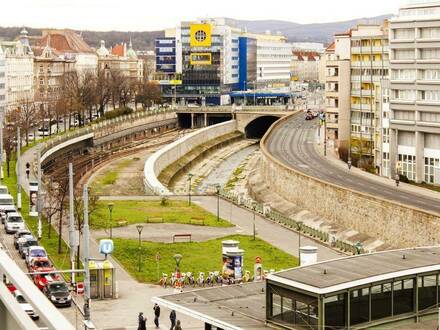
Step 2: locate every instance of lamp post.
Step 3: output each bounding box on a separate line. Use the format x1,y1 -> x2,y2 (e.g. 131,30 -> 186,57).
252,203 -> 256,241
173,254 -> 183,290
136,225 -> 144,272
187,173 -> 193,206
215,184 -> 221,222
297,221 -> 303,266
107,203 -> 114,239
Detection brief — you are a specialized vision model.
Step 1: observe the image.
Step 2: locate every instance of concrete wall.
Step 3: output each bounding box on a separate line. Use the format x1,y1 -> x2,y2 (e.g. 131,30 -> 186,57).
261,115 -> 440,248
144,120 -> 237,195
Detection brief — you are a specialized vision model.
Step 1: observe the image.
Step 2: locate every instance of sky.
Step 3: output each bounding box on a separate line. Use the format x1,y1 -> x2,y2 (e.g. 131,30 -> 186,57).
1,0 -> 407,31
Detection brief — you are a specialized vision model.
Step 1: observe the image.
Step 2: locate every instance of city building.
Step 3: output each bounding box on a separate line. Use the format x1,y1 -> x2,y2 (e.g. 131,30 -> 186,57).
32,43 -> 76,104
291,50 -> 321,82
389,1 -> 440,184
0,28 -> 34,113
0,46 -> 5,118
349,23 -> 389,171
324,33 -> 351,151
154,247 -> 440,330
155,18 -> 293,105
96,40 -> 144,82
37,29 -> 98,76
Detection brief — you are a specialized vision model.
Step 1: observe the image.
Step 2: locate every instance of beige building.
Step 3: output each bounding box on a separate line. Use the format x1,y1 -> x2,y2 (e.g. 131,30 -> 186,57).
97,40 -> 143,82
349,23 -> 389,170
324,32 -> 351,152
291,50 -> 321,82
32,44 -> 75,105
1,29 -> 34,112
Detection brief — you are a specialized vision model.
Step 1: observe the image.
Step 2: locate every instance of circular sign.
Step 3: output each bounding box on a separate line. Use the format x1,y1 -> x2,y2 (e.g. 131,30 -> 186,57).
195,30 -> 207,43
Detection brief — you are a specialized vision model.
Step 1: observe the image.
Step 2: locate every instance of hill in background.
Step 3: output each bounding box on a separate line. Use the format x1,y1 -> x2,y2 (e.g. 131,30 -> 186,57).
0,14 -> 392,50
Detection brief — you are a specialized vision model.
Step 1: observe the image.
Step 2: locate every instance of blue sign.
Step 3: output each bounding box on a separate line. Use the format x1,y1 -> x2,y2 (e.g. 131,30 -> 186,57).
99,239 -> 114,255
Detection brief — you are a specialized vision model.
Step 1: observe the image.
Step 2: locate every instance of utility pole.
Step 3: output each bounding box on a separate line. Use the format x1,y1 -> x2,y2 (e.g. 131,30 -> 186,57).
68,163 -> 76,285
17,127 -> 21,210
37,148 -> 42,240
82,184 -> 91,326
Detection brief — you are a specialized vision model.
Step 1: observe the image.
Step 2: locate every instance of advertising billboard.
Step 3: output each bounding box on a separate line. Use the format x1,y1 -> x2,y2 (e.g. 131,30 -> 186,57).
29,181 -> 38,217
190,53 -> 212,65
190,23 -> 212,47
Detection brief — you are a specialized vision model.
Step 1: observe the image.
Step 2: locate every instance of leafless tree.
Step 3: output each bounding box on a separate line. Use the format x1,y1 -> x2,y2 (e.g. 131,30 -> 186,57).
94,68 -> 111,117
136,80 -> 162,109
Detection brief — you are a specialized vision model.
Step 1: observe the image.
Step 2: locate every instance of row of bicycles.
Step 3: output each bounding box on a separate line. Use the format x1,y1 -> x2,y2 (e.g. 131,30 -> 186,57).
159,270 -> 265,288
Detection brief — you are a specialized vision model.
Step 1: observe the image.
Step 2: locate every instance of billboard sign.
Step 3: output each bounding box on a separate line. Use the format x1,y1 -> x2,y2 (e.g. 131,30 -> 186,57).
29,181 -> 38,217
190,24 -> 212,47
190,53 -> 212,65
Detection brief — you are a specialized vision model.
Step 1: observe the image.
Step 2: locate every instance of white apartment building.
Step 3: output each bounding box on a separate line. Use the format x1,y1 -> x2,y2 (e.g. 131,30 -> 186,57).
389,1 -> 440,183
0,47 -> 6,117
1,29 -> 34,113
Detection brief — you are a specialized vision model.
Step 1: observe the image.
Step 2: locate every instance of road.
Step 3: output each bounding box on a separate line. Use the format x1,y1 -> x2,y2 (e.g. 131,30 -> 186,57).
266,113 -> 440,214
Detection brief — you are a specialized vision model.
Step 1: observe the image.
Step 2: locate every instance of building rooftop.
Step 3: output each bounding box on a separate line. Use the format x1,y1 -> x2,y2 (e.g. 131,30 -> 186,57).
37,29 -> 94,54
153,282 -> 272,329
268,246 -> 440,295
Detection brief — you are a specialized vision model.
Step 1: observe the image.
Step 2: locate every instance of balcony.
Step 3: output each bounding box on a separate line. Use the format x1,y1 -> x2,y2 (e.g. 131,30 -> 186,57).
325,90 -> 338,98
326,75 -> 338,82
351,61 -> 390,68
351,89 -> 374,97
351,103 -> 376,111
351,46 -> 389,54
351,75 -> 383,83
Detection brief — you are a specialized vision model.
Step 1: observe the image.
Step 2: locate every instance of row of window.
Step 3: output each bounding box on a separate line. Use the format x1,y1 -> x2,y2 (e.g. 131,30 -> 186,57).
392,69 -> 440,81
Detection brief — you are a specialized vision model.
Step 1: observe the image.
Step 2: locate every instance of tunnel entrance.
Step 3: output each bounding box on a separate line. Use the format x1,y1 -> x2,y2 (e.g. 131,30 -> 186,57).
244,116 -> 280,139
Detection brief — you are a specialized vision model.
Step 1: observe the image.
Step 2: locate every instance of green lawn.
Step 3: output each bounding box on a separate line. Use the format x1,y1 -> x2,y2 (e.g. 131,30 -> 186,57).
90,199 -> 233,229
111,235 -> 297,283
3,160 -> 74,279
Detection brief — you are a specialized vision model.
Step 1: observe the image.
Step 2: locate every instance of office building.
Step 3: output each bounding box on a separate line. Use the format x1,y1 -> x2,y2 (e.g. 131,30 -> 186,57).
0,47 -> 5,117
389,1 -> 440,184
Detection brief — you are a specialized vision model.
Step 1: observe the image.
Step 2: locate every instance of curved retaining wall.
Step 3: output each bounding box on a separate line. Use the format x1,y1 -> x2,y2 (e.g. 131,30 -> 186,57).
144,120 -> 237,195
261,114 -> 440,248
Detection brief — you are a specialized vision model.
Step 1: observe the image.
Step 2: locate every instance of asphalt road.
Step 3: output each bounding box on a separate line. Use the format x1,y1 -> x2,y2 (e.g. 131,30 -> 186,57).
265,113 -> 440,214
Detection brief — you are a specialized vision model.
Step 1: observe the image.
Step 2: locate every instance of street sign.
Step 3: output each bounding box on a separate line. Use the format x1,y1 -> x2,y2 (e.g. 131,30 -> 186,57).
99,239 -> 114,256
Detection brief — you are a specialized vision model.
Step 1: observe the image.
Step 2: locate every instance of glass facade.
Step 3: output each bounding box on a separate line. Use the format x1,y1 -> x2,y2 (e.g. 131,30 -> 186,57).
268,273 -> 440,330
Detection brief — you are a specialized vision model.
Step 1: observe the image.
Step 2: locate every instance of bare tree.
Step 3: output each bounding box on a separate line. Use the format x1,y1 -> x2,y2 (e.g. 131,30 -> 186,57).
136,80 -> 162,109
94,68 -> 111,117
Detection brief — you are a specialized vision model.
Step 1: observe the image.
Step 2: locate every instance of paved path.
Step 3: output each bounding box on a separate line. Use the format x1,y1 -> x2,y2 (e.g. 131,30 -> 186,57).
266,113 -> 440,214
92,222 -> 245,243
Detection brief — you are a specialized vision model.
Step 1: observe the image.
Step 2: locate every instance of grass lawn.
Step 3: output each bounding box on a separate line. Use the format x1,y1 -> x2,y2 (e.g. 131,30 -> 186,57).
90,158 -> 135,194
111,235 -> 297,283
3,160 -> 75,279
90,199 -> 233,229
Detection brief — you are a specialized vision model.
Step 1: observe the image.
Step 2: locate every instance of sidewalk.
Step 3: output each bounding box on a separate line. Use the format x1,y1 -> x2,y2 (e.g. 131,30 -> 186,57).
19,146 -> 204,330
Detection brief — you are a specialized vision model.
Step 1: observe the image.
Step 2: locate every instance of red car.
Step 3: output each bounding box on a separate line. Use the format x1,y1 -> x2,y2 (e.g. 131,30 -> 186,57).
33,273 -> 61,291
28,257 -> 53,273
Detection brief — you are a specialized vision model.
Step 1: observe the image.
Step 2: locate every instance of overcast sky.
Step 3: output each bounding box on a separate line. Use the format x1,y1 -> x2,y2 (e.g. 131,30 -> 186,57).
1,0 -> 407,31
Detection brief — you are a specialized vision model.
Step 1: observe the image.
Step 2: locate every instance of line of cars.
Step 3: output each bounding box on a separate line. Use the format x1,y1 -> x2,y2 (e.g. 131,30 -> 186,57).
0,185 -> 72,318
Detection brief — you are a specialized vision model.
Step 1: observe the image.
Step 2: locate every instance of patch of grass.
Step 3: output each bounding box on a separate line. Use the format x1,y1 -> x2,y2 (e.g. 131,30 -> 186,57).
225,165 -> 245,190
3,160 -> 74,279
111,235 -> 297,283
90,199 -> 233,229
91,158 -> 135,194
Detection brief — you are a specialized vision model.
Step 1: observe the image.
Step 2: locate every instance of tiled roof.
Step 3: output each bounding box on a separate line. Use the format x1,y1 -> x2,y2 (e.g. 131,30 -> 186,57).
37,30 -> 94,54
111,44 -> 125,57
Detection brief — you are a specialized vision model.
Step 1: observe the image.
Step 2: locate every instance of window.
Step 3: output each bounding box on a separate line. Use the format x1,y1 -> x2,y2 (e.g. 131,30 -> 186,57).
394,49 -> 414,60
421,48 -> 440,60
391,69 -> 416,80
419,90 -> 440,102
421,28 -> 440,39
394,110 -> 415,121
371,283 -> 392,320
421,70 -> 440,81
394,279 -> 414,315
418,275 -> 437,311
393,89 -> 415,101
421,112 -> 440,123
398,154 -> 416,181
394,28 -> 415,40
383,128 -> 390,144
350,288 -> 369,325
325,294 -> 346,328
383,152 -> 390,177
425,157 -> 440,184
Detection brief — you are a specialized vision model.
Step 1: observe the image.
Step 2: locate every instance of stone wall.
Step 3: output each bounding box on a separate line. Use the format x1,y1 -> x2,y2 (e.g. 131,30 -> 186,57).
144,120 -> 237,195
260,116 -> 440,248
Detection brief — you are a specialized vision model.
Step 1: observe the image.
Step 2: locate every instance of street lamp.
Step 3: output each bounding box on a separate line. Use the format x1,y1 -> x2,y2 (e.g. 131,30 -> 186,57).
107,203 -> 114,239
215,184 -> 221,222
297,221 -> 303,266
173,254 -> 183,290
136,225 -> 144,272
252,203 -> 257,241
187,173 -> 193,206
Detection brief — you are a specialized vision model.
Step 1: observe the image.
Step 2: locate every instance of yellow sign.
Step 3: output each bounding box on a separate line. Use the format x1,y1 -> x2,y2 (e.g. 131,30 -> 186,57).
190,23 -> 212,47
190,53 -> 212,65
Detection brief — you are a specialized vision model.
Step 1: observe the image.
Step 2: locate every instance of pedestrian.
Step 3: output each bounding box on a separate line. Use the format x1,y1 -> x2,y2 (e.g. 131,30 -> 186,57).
169,309 -> 176,330
138,312 -> 147,330
175,320 -> 182,330
153,303 -> 161,328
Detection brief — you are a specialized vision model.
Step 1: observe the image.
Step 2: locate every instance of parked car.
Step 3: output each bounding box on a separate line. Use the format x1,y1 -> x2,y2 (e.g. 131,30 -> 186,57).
13,290 -> 39,320
14,229 -> 32,249
18,236 -> 38,259
5,212 -> 25,234
26,246 -> 47,266
43,281 -> 72,307
1,205 -> 17,224
28,257 -> 53,273
0,185 -> 8,194
0,194 -> 15,217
